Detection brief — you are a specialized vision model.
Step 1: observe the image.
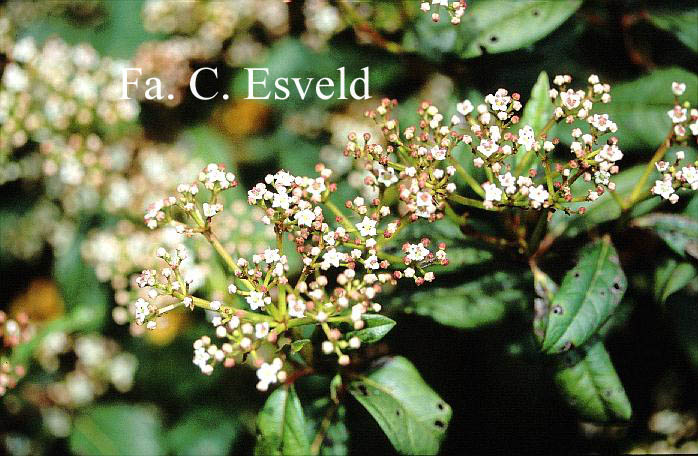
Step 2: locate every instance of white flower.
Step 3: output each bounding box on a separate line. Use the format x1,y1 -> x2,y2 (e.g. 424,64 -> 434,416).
288,296 -> 306,318
560,89 -> 583,110
202,202 -> 222,218
668,105 -> 687,123
294,209 -> 315,227
498,172 -> 517,194
431,146 -> 447,160
134,298 -> 150,325
356,216 -> 377,237
482,182 -> 502,202
375,164 -> 399,186
406,243 -> 429,262
457,99 -> 474,116
272,192 -> 291,209
485,89 -> 511,111
517,125 -> 536,152
256,358 -> 283,391
364,255 -> 380,270
652,177 -> 675,199
681,166 -> 698,190
672,82 -> 686,96
321,248 -> 344,269
528,185 -> 549,208
597,144 -> 623,163
690,122 -> 698,136
246,291 -> 267,310
477,139 -> 499,158
589,113 -> 617,132
255,322 -> 270,339
263,249 -> 281,264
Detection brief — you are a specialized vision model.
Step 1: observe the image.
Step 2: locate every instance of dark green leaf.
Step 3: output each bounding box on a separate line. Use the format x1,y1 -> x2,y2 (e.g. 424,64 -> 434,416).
649,9 -> 698,53
255,385 -> 310,456
632,214 -> 698,259
667,288 -> 698,372
69,404 -> 166,456
167,408 -> 239,456
455,0 -> 582,58
542,238 -> 627,354
398,271 -> 526,329
349,356 -> 451,455
347,314 -> 396,343
304,399 -> 348,456
655,258 -> 698,303
554,339 -> 632,422
517,71 -> 553,172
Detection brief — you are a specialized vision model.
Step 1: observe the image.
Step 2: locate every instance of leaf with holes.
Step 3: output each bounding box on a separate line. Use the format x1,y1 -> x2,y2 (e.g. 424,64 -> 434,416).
542,237 -> 627,354
255,386 -> 310,456
347,314 -> 396,343
655,258 -> 697,304
349,356 -> 451,455
554,338 -> 632,422
397,271 -> 526,329
632,214 -> 698,260
455,0 -> 582,58
649,9 -> 698,53
516,71 -> 553,172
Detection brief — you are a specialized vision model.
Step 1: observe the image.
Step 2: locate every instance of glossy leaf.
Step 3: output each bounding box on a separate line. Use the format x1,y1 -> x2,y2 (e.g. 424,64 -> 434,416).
654,259 -> 697,304
398,271 -> 525,329
347,314 -> 396,343
554,339 -> 632,422
70,404 -> 166,456
455,1 -> 582,58
632,214 -> 698,260
542,238 -> 627,354
255,385 -> 310,456
649,9 -> 698,53
517,71 -> 553,171
349,356 -> 451,455
167,408 -> 239,456
304,399 -> 349,456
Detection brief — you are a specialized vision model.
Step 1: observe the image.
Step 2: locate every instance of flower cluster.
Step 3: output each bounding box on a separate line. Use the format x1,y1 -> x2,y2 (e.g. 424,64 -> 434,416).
648,82 -> 698,204
0,310 -> 34,397
133,161 -> 449,390
351,74 -> 622,217
421,0 -> 468,25
137,0 -> 289,105
0,36 -> 139,163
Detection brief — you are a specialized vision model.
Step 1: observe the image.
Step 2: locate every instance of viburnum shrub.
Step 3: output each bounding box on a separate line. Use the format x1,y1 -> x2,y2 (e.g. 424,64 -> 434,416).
132,74 -> 697,453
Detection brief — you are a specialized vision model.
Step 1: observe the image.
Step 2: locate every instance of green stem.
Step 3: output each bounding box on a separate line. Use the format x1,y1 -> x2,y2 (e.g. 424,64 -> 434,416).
447,193 -> 487,210
626,129 -> 674,207
448,157 -> 485,197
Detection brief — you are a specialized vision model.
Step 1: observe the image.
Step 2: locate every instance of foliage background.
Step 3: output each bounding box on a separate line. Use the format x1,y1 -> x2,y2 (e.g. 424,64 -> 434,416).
1,0 -> 698,454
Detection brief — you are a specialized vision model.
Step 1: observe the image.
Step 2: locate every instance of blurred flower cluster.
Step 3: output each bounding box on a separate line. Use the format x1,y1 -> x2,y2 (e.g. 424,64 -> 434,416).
0,311 -> 34,397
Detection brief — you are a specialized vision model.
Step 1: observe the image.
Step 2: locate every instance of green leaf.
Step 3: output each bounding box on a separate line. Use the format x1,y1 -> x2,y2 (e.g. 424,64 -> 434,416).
167,408 -> 239,456
654,259 -> 697,303
649,9 -> 698,53
397,271 -> 526,329
554,339 -> 632,422
69,404 -> 166,456
347,314 -> 396,343
517,71 -> 552,171
667,288 -> 698,372
349,356 -> 451,455
632,214 -> 698,260
455,0 -> 582,58
555,67 -> 698,150
304,399 -> 349,456
291,339 -> 311,353
542,238 -> 627,354
255,385 -> 310,456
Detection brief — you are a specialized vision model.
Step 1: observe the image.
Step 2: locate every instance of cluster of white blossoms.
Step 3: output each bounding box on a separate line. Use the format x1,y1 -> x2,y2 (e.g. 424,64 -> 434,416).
133,161 -> 450,391
137,0 -> 289,105
421,0 -> 467,25
0,310 -> 33,397
650,82 -> 698,204
0,36 -> 139,162
351,75 -> 622,218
